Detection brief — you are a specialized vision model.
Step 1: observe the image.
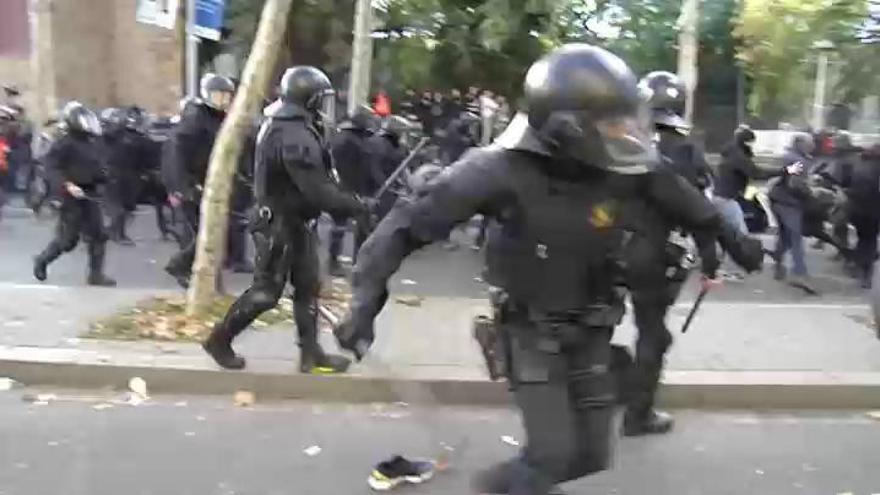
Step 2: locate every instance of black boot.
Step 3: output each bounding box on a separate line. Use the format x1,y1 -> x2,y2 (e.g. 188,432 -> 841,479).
86,242 -> 117,287
623,408 -> 675,436
164,263 -> 190,289
203,324 -> 246,370
300,345 -> 351,374
33,244 -> 62,282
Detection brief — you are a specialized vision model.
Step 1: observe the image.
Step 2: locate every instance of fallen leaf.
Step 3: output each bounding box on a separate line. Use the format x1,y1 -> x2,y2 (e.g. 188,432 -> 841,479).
0,377 -> 21,391
92,403 -> 114,411
234,390 -> 255,407
128,377 -> 149,400
184,431 -> 196,437
394,295 -> 424,307
174,401 -> 188,407
47,441 -> 59,447
196,415 -> 206,421
473,277 -> 484,283
303,445 -> 322,456
865,411 -> 880,421
401,279 -> 418,285
501,435 -> 520,447
755,469 -> 765,475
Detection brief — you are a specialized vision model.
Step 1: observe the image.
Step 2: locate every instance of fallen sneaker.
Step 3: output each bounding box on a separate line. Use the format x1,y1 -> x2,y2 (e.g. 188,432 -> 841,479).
368,455 -> 435,491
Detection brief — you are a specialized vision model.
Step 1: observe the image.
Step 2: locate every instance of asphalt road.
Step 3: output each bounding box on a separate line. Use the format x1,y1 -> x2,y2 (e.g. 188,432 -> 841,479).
0,391 -> 879,495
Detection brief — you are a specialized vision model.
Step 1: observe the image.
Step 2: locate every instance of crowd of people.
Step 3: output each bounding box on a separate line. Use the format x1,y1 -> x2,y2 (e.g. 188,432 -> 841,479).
713,124 -> 880,292
1,44 -> 879,494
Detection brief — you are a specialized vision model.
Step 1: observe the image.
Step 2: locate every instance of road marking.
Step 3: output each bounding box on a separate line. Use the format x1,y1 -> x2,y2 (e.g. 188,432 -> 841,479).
0,282 -> 63,291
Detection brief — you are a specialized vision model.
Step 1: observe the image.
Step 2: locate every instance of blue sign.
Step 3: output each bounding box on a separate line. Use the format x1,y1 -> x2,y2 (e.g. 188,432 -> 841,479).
194,0 -> 226,41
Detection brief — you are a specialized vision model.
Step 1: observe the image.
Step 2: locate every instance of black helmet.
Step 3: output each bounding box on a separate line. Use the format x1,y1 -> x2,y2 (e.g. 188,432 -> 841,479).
524,43 -> 655,173
639,71 -> 688,130
124,106 -> 147,131
734,125 -> 756,147
62,101 -> 102,136
99,107 -> 126,135
340,105 -> 376,132
265,66 -> 334,119
199,73 -> 235,111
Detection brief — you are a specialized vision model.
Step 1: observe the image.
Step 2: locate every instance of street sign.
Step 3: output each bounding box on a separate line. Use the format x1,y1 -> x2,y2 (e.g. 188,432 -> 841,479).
193,0 -> 226,41
136,0 -> 178,30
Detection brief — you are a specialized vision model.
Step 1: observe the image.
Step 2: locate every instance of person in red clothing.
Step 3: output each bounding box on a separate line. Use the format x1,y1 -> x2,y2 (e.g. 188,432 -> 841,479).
373,91 -> 391,117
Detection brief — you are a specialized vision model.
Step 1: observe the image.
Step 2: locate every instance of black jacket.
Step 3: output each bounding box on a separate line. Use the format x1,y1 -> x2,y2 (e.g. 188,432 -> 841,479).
254,116 -> 362,220
331,128 -> 381,196
845,150 -> 880,218
715,140 -> 774,199
769,169 -> 811,209
164,102 -> 225,196
44,131 -> 106,195
657,129 -> 713,190
367,131 -> 406,183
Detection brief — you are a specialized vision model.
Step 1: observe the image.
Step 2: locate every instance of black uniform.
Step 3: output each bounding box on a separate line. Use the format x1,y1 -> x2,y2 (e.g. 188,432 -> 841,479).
104,126 -> 153,244
367,126 -> 407,218
163,101 -> 225,287
328,120 -> 381,271
224,122 -> 256,273
33,103 -> 115,286
203,65 -> 366,374
332,45 -> 758,495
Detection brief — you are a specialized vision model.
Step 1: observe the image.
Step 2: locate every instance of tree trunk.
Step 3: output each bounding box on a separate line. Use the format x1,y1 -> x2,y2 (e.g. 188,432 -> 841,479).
185,0 -> 294,318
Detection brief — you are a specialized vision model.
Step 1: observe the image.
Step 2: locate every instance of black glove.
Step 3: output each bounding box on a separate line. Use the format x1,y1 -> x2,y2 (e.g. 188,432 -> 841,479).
333,314 -> 375,361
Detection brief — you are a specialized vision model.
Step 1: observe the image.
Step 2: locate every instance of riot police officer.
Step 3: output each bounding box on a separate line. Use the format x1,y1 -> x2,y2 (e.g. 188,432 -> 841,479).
102,107 -> 154,246
33,102 -> 116,286
164,73 -> 235,288
202,66 -> 370,374
620,71 -> 751,436
334,44 -> 762,495
327,105 -> 380,275
641,71 -> 713,190
367,115 -> 409,218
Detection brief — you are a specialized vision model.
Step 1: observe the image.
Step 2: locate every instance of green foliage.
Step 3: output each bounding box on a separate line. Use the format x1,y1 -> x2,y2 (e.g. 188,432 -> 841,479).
736,0 -> 869,123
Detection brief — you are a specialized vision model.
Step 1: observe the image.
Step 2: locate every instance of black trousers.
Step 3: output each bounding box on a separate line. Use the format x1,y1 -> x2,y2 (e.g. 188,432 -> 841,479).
225,210 -> 249,267
622,231 -> 675,417
851,212 -> 879,280
474,318 -> 615,495
36,197 -> 109,275
213,214 -> 323,354
329,214 -> 369,264
166,200 -> 200,275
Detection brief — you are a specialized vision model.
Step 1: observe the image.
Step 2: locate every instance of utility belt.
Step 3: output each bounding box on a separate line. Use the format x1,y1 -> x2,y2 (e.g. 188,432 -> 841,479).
472,287 -> 626,382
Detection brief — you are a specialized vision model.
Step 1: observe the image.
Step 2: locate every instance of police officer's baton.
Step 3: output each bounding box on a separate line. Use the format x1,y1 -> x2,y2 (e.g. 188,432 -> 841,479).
680,286 -> 709,334
373,137 -> 430,201
317,304 -> 339,327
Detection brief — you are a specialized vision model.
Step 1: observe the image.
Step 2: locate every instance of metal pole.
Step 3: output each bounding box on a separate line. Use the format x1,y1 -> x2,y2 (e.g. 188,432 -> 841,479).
813,51 -> 829,130
736,64 -> 746,125
677,0 -> 699,127
185,0 -> 199,98
348,0 -> 373,116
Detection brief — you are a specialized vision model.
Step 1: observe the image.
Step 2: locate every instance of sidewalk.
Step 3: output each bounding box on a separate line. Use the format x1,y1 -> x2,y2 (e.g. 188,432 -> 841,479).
2,283 -> 880,408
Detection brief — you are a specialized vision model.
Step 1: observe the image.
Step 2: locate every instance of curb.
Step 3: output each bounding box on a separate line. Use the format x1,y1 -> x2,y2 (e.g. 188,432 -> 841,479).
3,357 -> 880,409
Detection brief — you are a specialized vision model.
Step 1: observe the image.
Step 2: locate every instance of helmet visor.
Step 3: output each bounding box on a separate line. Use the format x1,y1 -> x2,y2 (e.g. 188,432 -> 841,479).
592,110 -> 657,173
316,89 -> 337,137
206,90 -> 233,111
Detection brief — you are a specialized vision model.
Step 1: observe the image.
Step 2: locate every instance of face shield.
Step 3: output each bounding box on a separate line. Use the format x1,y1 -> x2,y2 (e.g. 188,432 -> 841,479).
205,90 -> 233,112
314,88 -> 337,141
580,104 -> 657,174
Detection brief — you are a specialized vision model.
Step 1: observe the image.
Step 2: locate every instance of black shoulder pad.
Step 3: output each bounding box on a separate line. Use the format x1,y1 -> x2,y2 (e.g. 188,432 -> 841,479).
280,121 -> 322,169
